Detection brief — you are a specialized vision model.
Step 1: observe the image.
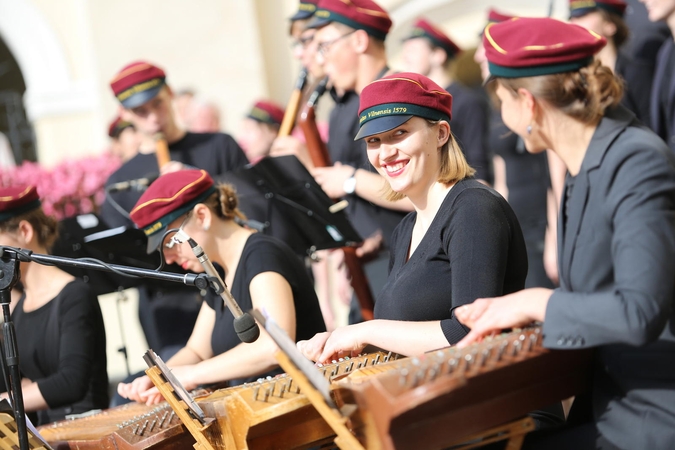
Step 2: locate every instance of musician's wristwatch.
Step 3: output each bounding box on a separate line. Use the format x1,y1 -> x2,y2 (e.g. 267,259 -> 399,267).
343,168 -> 357,194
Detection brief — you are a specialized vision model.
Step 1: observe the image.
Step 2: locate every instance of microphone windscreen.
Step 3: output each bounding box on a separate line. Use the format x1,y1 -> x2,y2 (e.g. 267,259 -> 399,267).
234,313 -> 260,343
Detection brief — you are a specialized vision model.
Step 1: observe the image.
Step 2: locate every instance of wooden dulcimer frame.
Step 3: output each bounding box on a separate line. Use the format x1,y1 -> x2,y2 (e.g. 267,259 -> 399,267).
258,318 -> 593,450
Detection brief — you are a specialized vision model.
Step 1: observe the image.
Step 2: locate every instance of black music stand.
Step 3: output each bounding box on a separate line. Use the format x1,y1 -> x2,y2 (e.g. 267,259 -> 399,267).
51,215 -> 155,296
217,155 -> 362,257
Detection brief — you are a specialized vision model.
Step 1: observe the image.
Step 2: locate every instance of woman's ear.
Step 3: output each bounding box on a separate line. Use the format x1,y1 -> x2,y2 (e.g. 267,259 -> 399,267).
194,204 -> 212,231
517,87 -> 537,123
16,220 -> 34,246
437,121 -> 451,147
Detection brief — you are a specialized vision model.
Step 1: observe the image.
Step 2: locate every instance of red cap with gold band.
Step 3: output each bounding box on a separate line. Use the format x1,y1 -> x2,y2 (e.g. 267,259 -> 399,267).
108,116 -> 134,138
110,61 -> 167,109
130,169 -> 216,253
355,72 -> 452,140
569,0 -> 627,18
290,0 -> 320,21
0,185 -> 41,222
308,0 -> 392,40
483,17 -> 606,80
404,18 -> 462,59
247,100 -> 285,126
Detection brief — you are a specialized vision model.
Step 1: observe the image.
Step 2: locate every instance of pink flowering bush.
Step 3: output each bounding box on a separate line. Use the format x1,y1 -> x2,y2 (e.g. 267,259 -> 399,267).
0,153 -> 121,220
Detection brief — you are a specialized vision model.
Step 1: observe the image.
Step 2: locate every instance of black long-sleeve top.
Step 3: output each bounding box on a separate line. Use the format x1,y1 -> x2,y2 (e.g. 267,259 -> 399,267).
446,83 -> 492,184
8,280 -> 109,425
101,132 -> 249,229
375,179 -> 528,345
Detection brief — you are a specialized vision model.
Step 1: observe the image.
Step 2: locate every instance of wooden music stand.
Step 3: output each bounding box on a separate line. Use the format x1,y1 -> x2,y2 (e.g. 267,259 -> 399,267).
0,410 -> 50,450
250,309 -> 368,450
143,351 -> 220,450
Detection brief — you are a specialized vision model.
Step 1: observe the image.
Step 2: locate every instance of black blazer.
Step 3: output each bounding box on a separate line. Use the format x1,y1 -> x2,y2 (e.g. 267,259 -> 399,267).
543,106 -> 675,449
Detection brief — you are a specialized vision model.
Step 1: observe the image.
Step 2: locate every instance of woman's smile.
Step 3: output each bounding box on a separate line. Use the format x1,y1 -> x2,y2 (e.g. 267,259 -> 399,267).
382,159 -> 409,177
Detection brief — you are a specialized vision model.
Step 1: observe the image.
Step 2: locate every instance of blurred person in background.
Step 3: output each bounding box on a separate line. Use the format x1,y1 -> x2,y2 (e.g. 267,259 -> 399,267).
238,100 -> 284,164
173,88 -> 195,129
640,0 -> 675,151
401,18 -> 492,184
107,116 -> 141,163
569,0 -> 653,125
185,98 -> 222,133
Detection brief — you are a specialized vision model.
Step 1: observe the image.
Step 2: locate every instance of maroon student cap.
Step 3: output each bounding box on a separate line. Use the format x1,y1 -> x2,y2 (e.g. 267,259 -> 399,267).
569,0 -> 627,18
130,169 -> 216,253
110,61 -> 167,109
404,18 -> 462,59
247,100 -> 285,126
483,17 -> 606,80
290,0 -> 320,21
308,0 -> 392,40
0,185 -> 41,222
107,116 -> 134,138
355,72 -> 452,140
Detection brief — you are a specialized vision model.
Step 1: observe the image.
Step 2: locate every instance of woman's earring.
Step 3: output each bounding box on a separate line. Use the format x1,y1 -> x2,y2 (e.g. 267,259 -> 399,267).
203,224 -> 210,231
526,125 -> 532,135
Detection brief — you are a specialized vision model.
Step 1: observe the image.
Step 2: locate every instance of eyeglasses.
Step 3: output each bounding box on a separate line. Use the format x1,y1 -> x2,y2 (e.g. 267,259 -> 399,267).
316,30 -> 356,57
165,212 -> 192,249
291,33 -> 315,50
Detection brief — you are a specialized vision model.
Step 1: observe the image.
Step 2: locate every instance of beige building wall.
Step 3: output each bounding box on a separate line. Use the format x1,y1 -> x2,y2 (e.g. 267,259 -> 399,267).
0,0 -> 570,166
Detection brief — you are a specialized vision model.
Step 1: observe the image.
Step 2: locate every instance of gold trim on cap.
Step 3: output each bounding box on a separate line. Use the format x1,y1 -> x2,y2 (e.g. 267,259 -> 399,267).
0,186 -> 33,202
483,21 -> 509,55
368,76 -> 451,96
130,169 -> 210,215
111,63 -> 155,84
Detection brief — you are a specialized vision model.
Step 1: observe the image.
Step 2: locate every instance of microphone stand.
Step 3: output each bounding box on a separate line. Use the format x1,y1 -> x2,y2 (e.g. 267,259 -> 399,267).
0,246 -> 211,450
0,254 -> 29,450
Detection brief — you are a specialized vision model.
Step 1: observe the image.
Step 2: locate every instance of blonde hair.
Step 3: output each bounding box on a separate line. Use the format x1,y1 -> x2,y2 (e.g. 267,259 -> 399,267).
498,60 -> 623,125
0,208 -> 59,251
203,183 -> 247,222
383,121 -> 475,201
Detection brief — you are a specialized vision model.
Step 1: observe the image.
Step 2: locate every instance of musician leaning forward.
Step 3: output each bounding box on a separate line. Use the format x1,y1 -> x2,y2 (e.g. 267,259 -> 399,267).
455,17 -> 675,449
0,186 -> 109,425
117,169 -> 325,405
298,73 -> 531,369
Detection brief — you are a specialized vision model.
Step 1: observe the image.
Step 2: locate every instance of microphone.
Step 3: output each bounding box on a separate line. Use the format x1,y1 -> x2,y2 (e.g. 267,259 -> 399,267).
172,230 -> 260,343
106,173 -> 160,193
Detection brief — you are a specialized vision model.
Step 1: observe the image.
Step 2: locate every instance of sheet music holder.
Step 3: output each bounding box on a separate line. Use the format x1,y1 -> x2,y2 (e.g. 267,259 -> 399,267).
0,394 -> 52,449
217,155 -> 362,256
69,223 -> 195,293
51,214 -> 162,295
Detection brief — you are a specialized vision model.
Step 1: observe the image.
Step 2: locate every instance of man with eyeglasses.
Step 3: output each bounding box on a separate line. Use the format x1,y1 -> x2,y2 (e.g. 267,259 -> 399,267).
302,0 -> 409,324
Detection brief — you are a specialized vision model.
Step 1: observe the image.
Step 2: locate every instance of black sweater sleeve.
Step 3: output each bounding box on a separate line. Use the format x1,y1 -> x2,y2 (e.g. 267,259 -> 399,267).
440,189 -> 515,343
37,284 -> 102,407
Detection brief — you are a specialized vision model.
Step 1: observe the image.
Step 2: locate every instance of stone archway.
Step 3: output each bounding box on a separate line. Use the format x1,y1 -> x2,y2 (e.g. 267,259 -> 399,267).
0,0 -> 95,122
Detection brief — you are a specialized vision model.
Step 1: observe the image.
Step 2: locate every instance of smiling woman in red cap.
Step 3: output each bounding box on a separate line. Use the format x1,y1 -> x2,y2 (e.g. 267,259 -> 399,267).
0,186 -> 108,425
297,72 -> 529,366
455,17 -> 675,449
116,169 -> 325,404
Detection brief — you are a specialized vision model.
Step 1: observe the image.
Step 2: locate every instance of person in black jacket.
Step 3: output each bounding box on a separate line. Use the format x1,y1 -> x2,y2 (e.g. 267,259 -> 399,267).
0,185 -> 108,425
457,17 -> 675,449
